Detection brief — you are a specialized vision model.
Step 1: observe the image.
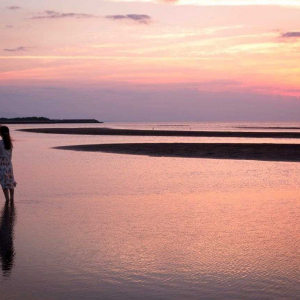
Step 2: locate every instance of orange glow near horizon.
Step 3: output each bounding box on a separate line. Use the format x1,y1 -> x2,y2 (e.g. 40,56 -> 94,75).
1,0 -> 300,117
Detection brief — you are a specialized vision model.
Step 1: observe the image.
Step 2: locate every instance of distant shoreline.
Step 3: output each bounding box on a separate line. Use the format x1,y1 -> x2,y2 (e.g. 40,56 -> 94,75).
55,143 -> 300,162
19,127 -> 300,139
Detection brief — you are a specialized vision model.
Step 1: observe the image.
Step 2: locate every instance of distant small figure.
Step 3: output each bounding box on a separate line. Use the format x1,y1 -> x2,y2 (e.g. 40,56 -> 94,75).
0,126 -> 16,202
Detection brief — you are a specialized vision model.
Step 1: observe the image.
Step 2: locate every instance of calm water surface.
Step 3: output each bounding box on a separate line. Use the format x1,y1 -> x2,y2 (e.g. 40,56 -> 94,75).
1,123 -> 300,299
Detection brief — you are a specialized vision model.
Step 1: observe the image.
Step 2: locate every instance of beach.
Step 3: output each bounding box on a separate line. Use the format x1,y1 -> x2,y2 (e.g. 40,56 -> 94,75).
4,0 -> 300,297
2,123 -> 300,300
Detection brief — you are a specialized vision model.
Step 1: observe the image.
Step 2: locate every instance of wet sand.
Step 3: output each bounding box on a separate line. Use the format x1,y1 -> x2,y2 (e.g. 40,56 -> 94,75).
19,127 -> 300,139
55,143 -> 300,162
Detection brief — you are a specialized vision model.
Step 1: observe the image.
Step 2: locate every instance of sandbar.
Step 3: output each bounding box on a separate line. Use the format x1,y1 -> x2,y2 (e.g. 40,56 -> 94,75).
19,127 -> 300,139
55,143 -> 300,162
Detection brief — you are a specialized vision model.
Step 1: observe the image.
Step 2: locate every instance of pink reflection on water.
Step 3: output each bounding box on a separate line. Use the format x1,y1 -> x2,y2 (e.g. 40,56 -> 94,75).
1,124 -> 300,299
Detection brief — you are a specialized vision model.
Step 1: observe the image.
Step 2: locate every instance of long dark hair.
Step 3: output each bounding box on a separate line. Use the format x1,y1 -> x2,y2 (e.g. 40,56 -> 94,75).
0,126 -> 13,150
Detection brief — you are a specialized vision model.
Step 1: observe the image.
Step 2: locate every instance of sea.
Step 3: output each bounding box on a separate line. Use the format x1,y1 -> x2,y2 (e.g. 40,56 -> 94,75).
1,122 -> 300,300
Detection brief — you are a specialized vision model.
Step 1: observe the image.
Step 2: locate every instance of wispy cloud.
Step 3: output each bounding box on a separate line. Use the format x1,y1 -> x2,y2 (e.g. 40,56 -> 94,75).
3,46 -> 28,52
5,25 -> 14,28
105,14 -> 152,24
110,0 -> 300,6
30,10 -> 97,19
6,6 -> 21,10
142,25 -> 244,40
30,10 -> 152,24
281,32 -> 300,38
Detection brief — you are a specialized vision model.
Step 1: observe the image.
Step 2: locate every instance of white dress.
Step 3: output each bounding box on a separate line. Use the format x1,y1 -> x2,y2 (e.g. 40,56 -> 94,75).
0,140 -> 16,189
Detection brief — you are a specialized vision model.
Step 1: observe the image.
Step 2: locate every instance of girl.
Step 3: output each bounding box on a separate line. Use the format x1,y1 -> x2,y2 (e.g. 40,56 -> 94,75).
0,126 -> 16,202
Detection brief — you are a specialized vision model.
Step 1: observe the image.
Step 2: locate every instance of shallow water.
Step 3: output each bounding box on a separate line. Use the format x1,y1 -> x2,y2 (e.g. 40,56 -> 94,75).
1,123 -> 300,299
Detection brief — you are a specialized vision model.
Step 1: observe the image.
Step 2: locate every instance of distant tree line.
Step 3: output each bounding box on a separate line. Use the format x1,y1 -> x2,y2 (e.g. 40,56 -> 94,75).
0,117 -> 50,121
0,117 -> 101,124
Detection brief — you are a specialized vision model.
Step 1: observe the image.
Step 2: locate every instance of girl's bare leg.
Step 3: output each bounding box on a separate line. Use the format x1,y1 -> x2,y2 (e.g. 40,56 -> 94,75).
9,189 -> 14,201
2,189 -> 9,202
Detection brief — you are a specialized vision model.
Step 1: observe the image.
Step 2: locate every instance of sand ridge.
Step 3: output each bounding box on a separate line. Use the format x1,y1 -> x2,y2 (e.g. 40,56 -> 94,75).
55,143 -> 300,162
19,127 -> 300,139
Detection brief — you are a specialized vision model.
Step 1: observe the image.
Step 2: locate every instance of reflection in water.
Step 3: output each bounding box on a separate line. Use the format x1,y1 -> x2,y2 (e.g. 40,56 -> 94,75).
0,201 -> 16,277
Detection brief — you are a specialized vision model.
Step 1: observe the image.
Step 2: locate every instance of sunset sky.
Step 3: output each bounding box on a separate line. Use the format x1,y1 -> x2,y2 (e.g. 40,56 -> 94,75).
1,0 -> 300,121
